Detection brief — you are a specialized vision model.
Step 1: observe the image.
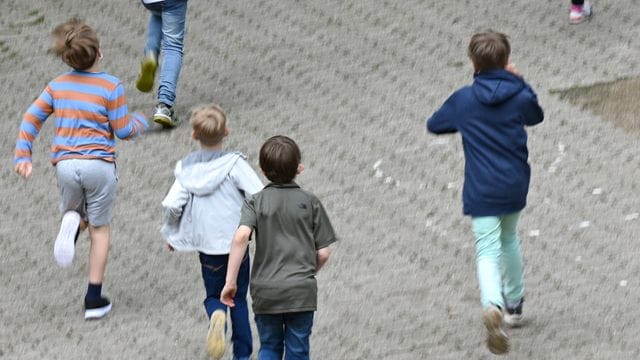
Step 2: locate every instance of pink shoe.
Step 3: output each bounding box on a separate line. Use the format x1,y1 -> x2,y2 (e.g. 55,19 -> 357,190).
570,1 -> 593,24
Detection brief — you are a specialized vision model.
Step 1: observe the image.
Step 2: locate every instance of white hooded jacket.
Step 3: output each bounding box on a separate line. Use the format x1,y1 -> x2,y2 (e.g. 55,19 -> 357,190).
160,151 -> 263,254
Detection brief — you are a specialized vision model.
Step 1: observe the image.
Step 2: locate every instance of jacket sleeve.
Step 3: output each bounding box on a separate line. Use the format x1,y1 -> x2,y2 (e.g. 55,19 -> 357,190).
161,178 -> 190,229
426,94 -> 458,134
521,84 -> 544,127
230,157 -> 264,198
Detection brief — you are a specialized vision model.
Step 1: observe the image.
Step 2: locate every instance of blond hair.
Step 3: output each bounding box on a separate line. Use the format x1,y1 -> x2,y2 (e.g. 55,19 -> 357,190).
468,30 -> 510,73
190,104 -> 227,146
51,18 -> 100,70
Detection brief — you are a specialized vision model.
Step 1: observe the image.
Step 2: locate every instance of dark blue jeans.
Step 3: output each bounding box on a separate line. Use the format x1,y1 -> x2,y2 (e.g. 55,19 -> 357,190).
200,252 -> 252,359
254,311 -> 314,360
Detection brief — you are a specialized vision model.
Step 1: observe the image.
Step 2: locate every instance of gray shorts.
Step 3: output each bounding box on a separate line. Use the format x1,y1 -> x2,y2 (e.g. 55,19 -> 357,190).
55,159 -> 118,227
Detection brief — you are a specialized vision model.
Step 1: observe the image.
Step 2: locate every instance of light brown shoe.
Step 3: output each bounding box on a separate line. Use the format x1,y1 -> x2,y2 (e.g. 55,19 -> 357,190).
207,310 -> 226,360
483,305 -> 509,354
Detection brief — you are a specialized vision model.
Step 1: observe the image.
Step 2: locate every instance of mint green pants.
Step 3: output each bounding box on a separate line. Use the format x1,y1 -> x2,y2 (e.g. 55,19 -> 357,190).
472,212 -> 525,309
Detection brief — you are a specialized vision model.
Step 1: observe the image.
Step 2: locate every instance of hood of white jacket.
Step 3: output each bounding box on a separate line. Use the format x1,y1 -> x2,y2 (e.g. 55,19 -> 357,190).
174,152 -> 242,196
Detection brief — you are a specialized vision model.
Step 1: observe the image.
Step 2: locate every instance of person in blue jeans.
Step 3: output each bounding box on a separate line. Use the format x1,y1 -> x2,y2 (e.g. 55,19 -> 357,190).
427,31 -> 543,355
221,136 -> 338,360
136,0 -> 187,128
161,104 -> 263,360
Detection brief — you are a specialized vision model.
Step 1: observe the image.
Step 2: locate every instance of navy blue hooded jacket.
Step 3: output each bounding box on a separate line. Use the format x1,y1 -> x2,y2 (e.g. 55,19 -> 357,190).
427,69 -> 544,217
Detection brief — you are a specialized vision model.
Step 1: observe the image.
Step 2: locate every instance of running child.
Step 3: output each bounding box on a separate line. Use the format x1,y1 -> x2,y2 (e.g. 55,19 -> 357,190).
160,104 -> 263,360
135,0 -> 188,128
13,18 -> 148,319
426,31 -> 544,354
221,135 -> 338,360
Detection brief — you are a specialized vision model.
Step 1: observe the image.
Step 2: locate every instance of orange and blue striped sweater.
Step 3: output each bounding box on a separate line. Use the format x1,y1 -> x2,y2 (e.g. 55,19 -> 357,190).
14,70 -> 147,165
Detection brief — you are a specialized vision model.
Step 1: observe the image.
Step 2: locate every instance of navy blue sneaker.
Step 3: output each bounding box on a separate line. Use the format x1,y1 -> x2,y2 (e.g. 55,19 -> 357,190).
504,298 -> 524,328
84,296 -> 112,320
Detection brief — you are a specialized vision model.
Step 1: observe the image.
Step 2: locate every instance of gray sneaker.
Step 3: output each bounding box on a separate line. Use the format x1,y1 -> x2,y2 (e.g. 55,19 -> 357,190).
153,103 -> 179,128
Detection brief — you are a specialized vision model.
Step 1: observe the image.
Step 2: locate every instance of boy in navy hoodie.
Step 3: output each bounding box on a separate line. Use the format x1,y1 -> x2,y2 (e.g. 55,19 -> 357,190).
427,30 -> 543,355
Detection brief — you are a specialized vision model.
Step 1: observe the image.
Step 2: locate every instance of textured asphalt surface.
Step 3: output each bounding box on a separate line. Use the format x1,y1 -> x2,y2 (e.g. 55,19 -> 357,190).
2,1 -> 640,359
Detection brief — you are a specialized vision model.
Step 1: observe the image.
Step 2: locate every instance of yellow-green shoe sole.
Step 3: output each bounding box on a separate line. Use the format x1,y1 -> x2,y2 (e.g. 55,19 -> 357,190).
153,114 -> 178,129
136,59 -> 157,93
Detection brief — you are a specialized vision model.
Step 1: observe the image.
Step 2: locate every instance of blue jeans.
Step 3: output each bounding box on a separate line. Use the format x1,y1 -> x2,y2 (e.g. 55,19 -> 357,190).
200,252 -> 252,359
254,312 -> 314,360
472,212 -> 525,309
143,0 -> 187,107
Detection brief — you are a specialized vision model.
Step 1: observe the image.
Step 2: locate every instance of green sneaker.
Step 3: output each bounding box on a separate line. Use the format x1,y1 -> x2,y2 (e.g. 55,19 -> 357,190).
135,52 -> 157,93
153,103 -> 179,128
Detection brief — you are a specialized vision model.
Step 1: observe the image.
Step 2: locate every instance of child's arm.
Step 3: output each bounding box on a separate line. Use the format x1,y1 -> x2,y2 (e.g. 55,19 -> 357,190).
107,83 -> 148,140
312,198 -> 338,272
14,86 -> 54,179
160,176 -> 190,249
521,85 -> 544,126
316,246 -> 332,272
426,95 -> 458,134
220,225 -> 251,307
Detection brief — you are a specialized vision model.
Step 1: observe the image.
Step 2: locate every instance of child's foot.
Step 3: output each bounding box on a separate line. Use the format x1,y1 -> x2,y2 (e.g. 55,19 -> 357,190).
135,51 -> 158,92
483,305 -> 509,354
504,298 -> 524,328
84,296 -> 112,320
207,310 -> 226,360
153,103 -> 179,128
54,211 -> 81,267
569,1 -> 592,24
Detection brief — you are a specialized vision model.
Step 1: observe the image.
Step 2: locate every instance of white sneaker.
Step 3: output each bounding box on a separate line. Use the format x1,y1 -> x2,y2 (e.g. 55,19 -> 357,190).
207,310 -> 226,359
483,305 -> 509,354
570,1 -> 593,24
54,211 -> 80,267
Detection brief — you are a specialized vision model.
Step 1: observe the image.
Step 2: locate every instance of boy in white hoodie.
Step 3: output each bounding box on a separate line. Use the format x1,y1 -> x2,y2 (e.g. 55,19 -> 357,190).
161,104 -> 263,360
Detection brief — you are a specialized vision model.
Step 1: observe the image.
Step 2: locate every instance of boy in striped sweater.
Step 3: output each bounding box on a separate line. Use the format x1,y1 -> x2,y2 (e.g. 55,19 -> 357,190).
13,18 -> 148,320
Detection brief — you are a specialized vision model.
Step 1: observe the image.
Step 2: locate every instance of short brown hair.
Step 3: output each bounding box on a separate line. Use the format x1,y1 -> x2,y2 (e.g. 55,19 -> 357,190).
51,18 -> 100,70
468,30 -> 510,73
190,104 -> 227,146
259,135 -> 301,184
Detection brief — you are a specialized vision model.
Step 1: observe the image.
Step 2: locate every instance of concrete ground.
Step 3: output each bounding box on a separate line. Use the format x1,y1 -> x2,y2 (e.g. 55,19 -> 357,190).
2,0 -> 640,359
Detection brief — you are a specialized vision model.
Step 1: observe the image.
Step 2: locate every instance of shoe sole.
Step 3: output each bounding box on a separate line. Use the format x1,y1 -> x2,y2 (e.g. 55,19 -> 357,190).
153,114 -> 178,129
136,59 -> 157,93
483,307 -> 509,354
504,313 -> 523,328
85,303 -> 112,320
569,16 -> 591,24
54,211 -> 80,268
207,310 -> 226,359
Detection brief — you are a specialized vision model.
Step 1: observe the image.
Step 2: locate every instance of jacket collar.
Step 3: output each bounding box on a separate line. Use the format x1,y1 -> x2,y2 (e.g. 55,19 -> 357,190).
265,181 -> 300,189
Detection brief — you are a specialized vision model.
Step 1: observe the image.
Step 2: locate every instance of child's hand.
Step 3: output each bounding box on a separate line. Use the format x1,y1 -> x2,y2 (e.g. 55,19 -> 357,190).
133,112 -> 150,131
220,283 -> 237,307
167,244 -> 175,252
14,162 -> 32,179
506,62 -> 521,77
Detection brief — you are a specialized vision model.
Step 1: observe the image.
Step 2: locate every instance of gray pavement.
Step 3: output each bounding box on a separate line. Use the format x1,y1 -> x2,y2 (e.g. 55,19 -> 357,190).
2,1 -> 640,359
